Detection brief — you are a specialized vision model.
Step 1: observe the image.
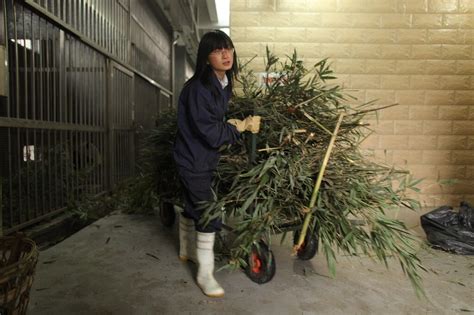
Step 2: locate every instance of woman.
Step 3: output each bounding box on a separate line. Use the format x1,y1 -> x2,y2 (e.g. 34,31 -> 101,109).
173,30 -> 260,297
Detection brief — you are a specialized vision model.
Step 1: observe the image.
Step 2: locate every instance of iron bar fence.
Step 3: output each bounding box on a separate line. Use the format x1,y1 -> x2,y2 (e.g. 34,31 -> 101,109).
0,0 -> 172,234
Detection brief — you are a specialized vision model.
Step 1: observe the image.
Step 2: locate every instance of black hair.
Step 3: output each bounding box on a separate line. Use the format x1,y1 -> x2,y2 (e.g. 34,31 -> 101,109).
185,30 -> 238,91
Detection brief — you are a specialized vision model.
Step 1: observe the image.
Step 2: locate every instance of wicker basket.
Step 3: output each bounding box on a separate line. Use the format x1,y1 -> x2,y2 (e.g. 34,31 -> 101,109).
0,235 -> 39,315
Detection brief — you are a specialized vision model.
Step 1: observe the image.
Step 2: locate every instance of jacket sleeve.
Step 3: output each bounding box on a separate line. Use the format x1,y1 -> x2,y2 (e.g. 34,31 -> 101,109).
187,87 -> 240,149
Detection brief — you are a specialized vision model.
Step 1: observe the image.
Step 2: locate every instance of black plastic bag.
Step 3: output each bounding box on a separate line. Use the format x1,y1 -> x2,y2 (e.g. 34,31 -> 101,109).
420,202 -> 474,255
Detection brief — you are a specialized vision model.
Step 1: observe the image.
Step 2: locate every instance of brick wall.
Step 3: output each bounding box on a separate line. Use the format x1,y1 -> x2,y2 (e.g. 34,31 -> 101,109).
230,0 -> 473,211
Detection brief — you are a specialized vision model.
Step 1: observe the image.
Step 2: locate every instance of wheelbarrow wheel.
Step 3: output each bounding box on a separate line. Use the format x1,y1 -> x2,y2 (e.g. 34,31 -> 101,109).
244,241 -> 276,284
160,202 -> 175,227
293,228 -> 319,260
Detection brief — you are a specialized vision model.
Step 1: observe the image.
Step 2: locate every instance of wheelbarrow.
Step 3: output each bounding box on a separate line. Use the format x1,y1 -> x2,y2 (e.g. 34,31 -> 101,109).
158,113 -> 344,284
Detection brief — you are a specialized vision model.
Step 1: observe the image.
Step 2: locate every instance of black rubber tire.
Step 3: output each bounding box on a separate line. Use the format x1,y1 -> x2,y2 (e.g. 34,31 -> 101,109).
293,228 -> 319,260
160,202 -> 175,227
244,241 -> 276,284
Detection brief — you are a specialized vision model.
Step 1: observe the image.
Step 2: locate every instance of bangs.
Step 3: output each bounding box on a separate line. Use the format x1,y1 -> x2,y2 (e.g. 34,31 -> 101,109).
209,32 -> 234,51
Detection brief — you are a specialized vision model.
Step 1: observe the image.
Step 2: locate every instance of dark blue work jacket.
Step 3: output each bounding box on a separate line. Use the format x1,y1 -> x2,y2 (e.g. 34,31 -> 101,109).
173,74 -> 240,173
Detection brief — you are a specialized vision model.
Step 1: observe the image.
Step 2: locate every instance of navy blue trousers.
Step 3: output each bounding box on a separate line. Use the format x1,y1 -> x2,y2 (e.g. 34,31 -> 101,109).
178,169 -> 222,233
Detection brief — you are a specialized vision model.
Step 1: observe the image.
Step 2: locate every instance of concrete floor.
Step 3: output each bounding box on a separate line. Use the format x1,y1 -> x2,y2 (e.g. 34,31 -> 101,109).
29,212 -> 473,315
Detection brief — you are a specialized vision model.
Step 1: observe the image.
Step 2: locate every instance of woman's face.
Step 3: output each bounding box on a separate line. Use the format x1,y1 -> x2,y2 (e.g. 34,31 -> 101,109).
208,48 -> 234,75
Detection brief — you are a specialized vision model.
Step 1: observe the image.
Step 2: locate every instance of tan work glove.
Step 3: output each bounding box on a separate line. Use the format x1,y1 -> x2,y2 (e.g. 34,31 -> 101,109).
228,115 -> 262,133
227,118 -> 246,132
244,115 -> 261,134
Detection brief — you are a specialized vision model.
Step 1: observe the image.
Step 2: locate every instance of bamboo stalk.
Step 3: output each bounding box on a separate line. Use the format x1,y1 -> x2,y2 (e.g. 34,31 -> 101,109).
293,112 -> 345,254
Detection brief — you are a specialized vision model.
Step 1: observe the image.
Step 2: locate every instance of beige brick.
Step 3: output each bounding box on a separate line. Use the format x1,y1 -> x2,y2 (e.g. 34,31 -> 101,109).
412,14 -> 443,28
380,44 -> 412,59
335,59 -> 366,73
408,135 -> 438,149
424,60 -> 458,75
350,44 -> 382,58
235,42 -> 264,57
411,44 -> 442,59
365,59 -> 396,74
260,12 -> 291,27
395,121 -> 424,135
368,0 -> 399,13
418,179 -> 444,193
334,75 -> 352,88
320,43 -> 352,58
453,150 -> 474,164
397,29 -> 428,44
351,13 -> 381,27
381,75 -> 411,89
274,27 -> 306,42
230,27 -> 246,41
456,60 -> 474,75
289,43 -> 324,58
427,29 -> 460,44
320,13 -> 353,27
247,0 -> 275,11
277,0 -> 307,12
409,164 -> 438,179
372,149 -> 394,163
396,90 -> 426,105
433,195 -> 464,207
422,150 -> 452,164
440,75 -> 472,90
428,0 -> 459,13
463,29 -> 474,44
360,134 -> 379,149
306,28 -> 338,43
392,149 -> 423,165
273,42 -> 298,56
366,120 -> 394,134
396,60 -> 427,74
441,180 -> 474,194
423,120 -> 453,134
365,29 -> 397,44
409,105 -> 439,119
470,106 -> 474,119
231,0 -> 246,11
410,75 -> 442,89
378,105 -> 410,119
336,29 -> 370,44
443,14 -> 474,28
246,27 -> 276,42
290,13 -> 321,27
381,14 -> 412,27
231,12 -> 260,26
459,0 -> 474,13
308,0 -> 338,12
379,135 -> 409,149
366,89 -> 396,104
437,165 -> 468,179
441,45 -> 472,59
398,0 -> 429,13
425,90 -> 455,105
453,120 -> 474,135
438,105 -> 470,120
437,136 -> 469,149
454,90 -> 474,105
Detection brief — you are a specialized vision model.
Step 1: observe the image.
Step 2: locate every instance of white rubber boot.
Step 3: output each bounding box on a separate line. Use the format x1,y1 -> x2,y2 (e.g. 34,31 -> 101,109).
196,232 -> 225,297
179,215 -> 196,262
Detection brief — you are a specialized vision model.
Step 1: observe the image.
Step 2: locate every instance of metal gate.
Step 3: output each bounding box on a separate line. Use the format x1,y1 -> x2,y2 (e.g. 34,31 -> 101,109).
0,0 -> 172,235
108,62 -> 134,187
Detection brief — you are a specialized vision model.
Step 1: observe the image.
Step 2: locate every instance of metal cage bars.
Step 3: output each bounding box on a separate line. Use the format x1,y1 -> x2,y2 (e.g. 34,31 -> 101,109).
0,0 -> 171,234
